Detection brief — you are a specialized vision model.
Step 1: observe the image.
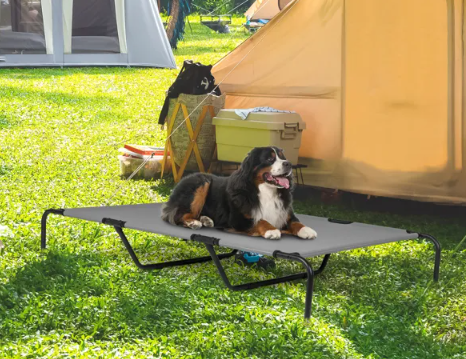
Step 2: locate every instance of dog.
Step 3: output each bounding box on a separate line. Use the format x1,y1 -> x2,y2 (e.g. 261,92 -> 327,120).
161,146 -> 317,240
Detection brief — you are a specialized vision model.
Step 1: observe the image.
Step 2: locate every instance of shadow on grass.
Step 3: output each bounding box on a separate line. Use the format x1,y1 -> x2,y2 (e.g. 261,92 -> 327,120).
316,250 -> 465,358
1,238 -> 463,357
0,164 -> 11,176
151,177 -> 175,198
0,114 -> 9,129
0,250 -> 193,342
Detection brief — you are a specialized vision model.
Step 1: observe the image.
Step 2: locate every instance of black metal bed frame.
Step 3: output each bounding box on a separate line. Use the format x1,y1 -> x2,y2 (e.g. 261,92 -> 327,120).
41,209 -> 441,320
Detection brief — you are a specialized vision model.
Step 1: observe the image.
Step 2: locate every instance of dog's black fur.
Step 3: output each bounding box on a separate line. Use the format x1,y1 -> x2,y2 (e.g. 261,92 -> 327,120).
161,146 -> 316,239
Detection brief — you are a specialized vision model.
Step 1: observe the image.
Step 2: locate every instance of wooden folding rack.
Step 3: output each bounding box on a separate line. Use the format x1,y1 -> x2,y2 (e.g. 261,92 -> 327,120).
161,102 -> 217,182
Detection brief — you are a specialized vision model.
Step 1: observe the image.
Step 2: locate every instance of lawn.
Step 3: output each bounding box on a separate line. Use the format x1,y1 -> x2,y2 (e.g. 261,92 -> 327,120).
1,16 -> 466,359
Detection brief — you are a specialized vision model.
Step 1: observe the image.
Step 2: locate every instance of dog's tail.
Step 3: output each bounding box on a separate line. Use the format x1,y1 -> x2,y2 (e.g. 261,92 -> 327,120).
161,202 -> 178,225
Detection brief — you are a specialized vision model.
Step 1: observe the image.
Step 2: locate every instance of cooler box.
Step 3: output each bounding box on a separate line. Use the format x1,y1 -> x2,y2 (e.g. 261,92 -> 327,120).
212,110 -> 306,164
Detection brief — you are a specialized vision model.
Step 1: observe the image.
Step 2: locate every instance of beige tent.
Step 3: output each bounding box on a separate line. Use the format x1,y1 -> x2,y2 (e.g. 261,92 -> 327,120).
245,0 -> 291,21
213,0 -> 466,205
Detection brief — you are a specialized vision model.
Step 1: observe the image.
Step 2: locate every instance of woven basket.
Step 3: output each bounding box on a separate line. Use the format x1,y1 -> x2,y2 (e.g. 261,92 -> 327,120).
167,93 -> 225,171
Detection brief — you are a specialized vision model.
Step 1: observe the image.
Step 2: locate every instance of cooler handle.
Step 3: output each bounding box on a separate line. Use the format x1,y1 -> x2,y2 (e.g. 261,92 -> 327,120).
281,123 -> 298,139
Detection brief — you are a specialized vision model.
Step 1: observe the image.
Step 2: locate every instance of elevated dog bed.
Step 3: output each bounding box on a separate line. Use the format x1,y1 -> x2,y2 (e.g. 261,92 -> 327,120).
41,203 -> 441,319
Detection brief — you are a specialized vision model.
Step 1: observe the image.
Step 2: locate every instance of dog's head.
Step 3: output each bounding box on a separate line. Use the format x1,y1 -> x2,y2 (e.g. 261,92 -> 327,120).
239,146 -> 293,190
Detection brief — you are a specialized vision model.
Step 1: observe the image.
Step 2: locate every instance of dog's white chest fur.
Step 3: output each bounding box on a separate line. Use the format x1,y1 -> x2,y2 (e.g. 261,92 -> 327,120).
252,184 -> 288,229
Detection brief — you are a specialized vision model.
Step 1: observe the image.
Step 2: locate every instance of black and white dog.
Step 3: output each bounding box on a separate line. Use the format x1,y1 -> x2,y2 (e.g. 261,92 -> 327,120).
161,146 -> 317,240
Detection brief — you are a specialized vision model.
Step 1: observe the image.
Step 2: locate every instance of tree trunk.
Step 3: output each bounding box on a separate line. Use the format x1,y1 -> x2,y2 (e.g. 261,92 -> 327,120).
166,0 -> 180,44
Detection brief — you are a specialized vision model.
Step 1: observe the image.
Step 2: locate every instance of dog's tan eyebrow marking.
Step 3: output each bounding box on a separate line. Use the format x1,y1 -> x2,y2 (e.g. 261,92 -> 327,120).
272,147 -> 285,160
274,147 -> 285,159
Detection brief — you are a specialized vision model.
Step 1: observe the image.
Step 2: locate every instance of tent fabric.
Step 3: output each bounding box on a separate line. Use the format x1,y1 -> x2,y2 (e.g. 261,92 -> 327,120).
114,0 -> 127,54
278,0 -> 293,10
70,0 -> 119,54
62,0 -> 72,54
0,0 -> 175,68
213,0 -> 466,205
126,0 -> 176,68
41,0 -> 53,54
63,203 -> 419,258
71,0 -> 118,37
0,0 -> 47,54
245,0 -> 281,21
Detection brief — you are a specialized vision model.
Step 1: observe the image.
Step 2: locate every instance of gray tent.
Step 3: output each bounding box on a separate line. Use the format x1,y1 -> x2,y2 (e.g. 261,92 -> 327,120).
0,0 -> 176,68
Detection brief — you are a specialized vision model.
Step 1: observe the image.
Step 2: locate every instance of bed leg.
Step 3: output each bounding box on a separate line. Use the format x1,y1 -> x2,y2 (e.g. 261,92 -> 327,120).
274,251 -> 315,320
418,233 -> 441,282
113,226 -> 236,270
304,267 -> 314,320
204,244 -> 316,320
314,254 -> 331,275
41,209 -> 65,250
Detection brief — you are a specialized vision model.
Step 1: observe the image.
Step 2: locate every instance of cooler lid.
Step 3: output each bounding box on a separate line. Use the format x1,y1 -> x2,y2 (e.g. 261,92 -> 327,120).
213,109 -> 306,130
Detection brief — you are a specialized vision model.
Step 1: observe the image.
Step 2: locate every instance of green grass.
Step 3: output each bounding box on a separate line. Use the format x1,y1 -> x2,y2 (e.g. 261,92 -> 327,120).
1,17 -> 466,359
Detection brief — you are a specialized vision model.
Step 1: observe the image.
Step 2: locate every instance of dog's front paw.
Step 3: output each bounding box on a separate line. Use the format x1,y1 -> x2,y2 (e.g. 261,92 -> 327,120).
297,226 -> 317,239
200,216 -> 214,228
185,219 -> 203,229
264,229 -> 281,240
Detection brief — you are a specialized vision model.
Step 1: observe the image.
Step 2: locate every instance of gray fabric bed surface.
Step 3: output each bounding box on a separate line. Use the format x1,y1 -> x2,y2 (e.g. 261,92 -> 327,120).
63,203 -> 418,257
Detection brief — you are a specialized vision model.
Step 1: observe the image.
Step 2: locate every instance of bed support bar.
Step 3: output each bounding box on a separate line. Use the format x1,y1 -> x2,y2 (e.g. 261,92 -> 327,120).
40,208 -> 441,320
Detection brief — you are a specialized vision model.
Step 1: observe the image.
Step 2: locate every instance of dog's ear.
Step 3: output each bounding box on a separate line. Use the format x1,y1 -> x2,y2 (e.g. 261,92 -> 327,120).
238,148 -> 258,176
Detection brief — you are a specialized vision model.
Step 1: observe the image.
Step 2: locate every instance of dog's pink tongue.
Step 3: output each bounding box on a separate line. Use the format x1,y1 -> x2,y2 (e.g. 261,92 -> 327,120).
276,177 -> 290,189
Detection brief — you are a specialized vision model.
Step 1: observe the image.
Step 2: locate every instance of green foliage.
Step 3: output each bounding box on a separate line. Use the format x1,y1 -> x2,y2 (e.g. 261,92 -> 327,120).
1,17 -> 465,359
161,0 -> 253,15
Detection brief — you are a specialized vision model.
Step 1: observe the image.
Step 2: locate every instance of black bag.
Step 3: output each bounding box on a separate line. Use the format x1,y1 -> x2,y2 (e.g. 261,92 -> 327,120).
158,60 -> 221,125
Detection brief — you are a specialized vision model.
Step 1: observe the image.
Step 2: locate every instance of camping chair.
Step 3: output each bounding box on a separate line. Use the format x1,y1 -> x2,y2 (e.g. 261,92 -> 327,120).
41,203 -> 441,320
200,14 -> 232,33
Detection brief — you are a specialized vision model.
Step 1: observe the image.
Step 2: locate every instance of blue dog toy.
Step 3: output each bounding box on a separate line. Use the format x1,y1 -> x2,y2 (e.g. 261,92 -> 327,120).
235,251 -> 276,269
